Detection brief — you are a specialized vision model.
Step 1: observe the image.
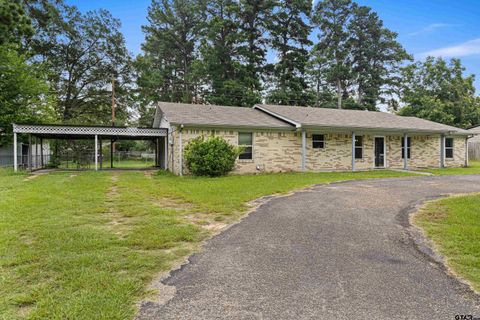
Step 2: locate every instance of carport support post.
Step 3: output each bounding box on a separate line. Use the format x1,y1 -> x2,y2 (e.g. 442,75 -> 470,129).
440,134 -> 445,168
94,135 -> 98,171
99,137 -> 102,169
13,132 -> 18,172
110,139 -> 114,168
28,134 -> 32,171
351,132 -> 355,171
164,135 -> 168,170
155,138 -> 159,167
403,133 -> 408,170
301,129 -> 306,172
40,138 -> 44,168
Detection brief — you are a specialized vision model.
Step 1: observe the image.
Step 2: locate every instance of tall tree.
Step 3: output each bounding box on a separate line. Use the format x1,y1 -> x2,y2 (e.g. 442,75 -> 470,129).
237,0 -> 273,97
310,0 -> 353,109
347,4 -> 410,110
199,0 -> 260,106
0,47 -> 55,145
266,0 -> 313,106
0,0 -> 33,45
25,0 -> 132,125
397,57 -> 480,128
310,0 -> 410,110
138,0 -> 206,105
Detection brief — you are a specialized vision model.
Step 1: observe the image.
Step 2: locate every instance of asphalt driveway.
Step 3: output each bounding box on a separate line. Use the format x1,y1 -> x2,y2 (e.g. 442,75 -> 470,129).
137,175 -> 480,320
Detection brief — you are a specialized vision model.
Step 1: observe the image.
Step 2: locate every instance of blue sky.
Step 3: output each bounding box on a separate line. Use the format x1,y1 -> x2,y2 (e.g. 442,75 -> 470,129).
67,0 -> 480,93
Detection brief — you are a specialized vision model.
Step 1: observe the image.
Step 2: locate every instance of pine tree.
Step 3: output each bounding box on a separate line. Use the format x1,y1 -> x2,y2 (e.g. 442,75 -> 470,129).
199,0 -> 260,106
348,4 -> 410,110
237,0 -> 274,98
311,0 -> 353,109
266,0 -> 313,106
138,0 -> 206,104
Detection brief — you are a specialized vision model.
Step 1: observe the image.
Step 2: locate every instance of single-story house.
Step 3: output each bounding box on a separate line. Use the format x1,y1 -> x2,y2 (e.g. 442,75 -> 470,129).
153,102 -> 471,175
468,125 -> 480,160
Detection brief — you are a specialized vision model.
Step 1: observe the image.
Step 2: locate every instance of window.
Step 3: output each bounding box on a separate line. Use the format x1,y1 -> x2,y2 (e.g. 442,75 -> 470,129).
355,136 -> 363,159
238,132 -> 253,160
401,137 -> 411,159
312,134 -> 325,149
445,137 -> 454,159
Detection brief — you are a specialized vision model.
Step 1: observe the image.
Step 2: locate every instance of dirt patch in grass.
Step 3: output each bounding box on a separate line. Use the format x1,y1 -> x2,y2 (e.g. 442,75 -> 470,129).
104,174 -> 135,237
152,197 -> 196,211
23,173 -> 46,181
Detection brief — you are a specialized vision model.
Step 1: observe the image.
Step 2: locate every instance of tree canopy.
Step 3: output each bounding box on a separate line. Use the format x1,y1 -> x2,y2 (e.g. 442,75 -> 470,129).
397,57 -> 480,128
0,0 -> 479,145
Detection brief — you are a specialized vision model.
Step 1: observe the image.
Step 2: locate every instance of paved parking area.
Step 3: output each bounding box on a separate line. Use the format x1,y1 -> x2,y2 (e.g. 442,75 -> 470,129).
138,175 -> 480,320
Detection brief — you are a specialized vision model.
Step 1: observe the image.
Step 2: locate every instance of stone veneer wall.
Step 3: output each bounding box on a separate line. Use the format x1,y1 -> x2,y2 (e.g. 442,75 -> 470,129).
167,126 -> 466,175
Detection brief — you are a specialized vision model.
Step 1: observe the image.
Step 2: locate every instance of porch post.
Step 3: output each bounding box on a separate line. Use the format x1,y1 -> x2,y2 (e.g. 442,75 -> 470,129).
440,134 -> 445,168
13,132 -> 18,172
403,133 -> 408,170
40,138 -> 44,168
301,129 -> 306,172
351,132 -> 355,171
179,127 -> 183,176
94,135 -> 98,171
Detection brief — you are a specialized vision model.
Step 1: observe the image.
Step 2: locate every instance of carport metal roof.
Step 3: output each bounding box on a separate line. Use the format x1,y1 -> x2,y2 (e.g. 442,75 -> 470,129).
13,123 -> 167,139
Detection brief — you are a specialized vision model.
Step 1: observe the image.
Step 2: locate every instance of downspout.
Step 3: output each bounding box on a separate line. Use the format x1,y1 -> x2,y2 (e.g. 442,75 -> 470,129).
403,133 -> 408,170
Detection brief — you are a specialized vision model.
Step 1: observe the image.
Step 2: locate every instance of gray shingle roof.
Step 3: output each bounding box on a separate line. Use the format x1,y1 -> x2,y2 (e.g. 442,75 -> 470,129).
255,104 -> 470,135
154,102 -> 470,135
468,126 -> 480,141
155,102 -> 293,129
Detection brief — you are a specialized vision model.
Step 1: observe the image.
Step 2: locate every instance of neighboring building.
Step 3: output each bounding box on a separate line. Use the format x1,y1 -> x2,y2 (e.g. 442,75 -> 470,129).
468,125 -> 480,160
153,102 -> 471,175
0,142 -> 50,168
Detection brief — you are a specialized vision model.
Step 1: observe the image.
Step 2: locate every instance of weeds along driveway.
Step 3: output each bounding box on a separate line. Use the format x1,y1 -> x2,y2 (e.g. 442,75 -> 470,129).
138,174 -> 480,320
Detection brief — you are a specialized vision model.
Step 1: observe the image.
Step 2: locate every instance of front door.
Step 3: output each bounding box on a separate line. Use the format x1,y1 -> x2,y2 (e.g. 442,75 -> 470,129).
374,137 -> 385,168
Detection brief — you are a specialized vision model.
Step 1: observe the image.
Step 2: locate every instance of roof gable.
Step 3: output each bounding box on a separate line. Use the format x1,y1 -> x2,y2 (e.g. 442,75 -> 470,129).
154,102 -> 294,129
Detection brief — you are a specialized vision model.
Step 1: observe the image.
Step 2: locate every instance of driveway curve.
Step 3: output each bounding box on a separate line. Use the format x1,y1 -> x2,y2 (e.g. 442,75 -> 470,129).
138,175 -> 480,320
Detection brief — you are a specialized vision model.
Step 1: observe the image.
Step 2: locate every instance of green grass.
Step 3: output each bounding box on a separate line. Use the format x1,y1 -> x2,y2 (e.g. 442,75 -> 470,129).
0,168 -> 420,319
413,194 -> 480,292
421,160 -> 480,175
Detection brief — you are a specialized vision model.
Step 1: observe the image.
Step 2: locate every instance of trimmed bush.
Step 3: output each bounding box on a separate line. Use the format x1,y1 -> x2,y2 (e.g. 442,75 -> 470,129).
184,136 -> 241,176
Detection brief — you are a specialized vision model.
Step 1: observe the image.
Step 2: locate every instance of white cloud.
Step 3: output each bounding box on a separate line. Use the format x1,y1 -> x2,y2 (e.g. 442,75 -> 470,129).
419,38 -> 480,59
408,23 -> 456,36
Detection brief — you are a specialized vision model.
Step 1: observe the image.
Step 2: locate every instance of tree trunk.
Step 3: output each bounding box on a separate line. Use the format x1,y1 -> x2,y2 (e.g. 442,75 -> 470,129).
336,79 -> 342,109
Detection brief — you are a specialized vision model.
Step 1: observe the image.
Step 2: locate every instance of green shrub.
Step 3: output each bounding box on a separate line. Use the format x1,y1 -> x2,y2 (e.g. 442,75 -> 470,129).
184,136 -> 241,176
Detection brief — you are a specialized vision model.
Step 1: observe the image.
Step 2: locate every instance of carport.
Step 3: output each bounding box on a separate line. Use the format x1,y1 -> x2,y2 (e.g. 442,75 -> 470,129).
12,124 -> 168,172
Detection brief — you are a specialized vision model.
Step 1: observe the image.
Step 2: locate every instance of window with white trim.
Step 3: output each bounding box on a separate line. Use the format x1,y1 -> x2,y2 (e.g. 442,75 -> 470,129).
238,132 -> 253,160
401,137 -> 411,159
312,134 -> 325,149
355,136 -> 363,159
445,137 -> 454,159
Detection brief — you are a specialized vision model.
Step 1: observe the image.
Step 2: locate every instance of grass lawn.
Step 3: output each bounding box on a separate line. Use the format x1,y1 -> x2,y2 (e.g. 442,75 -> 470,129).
0,168 -> 421,319
413,194 -> 480,292
421,160 -> 480,175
